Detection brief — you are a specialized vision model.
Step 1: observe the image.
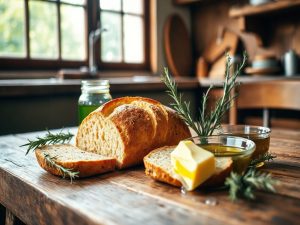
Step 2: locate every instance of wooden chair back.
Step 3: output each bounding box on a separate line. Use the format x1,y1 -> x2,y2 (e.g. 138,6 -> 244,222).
229,80 -> 300,127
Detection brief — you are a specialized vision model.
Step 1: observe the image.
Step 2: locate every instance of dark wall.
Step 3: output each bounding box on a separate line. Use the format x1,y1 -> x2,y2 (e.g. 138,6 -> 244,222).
0,89 -> 199,135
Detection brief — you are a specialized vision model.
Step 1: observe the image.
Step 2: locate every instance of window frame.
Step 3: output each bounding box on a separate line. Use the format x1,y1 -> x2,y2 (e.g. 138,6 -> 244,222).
0,0 -> 149,71
96,0 -> 150,71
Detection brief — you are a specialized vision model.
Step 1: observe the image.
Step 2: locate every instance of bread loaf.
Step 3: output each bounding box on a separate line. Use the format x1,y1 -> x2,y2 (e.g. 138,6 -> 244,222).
144,146 -> 233,188
76,97 -> 191,169
35,144 -> 116,178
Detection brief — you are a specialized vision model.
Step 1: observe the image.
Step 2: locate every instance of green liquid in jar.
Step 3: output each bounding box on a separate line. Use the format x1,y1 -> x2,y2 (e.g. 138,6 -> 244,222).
78,105 -> 100,124
200,144 -> 252,174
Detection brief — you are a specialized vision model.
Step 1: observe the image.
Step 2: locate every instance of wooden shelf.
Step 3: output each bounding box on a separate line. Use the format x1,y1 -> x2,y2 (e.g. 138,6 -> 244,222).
174,0 -> 203,5
229,0 -> 300,18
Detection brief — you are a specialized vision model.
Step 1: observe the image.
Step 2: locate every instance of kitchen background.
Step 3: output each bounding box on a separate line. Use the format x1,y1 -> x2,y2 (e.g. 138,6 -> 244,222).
0,0 -> 299,135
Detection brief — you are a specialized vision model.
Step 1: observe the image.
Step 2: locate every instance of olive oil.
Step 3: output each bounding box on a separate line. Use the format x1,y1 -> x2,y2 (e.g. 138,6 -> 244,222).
230,133 -> 270,159
200,144 -> 252,174
78,105 -> 99,124
220,125 -> 271,160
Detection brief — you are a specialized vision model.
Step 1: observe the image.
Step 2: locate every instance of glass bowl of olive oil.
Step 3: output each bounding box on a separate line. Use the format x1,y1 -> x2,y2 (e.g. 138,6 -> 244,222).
189,136 -> 256,174
219,125 -> 271,160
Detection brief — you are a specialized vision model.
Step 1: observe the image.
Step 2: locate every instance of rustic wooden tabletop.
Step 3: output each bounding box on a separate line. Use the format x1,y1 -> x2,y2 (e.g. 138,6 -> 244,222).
0,128 -> 299,225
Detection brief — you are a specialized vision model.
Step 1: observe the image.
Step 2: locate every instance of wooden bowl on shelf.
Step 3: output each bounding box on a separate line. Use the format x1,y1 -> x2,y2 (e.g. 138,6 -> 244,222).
246,54 -> 280,75
245,67 -> 280,75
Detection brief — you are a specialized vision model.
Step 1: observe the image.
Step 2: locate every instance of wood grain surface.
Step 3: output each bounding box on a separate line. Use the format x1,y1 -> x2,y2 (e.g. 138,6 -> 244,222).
5,209 -> 25,225
0,128 -> 299,225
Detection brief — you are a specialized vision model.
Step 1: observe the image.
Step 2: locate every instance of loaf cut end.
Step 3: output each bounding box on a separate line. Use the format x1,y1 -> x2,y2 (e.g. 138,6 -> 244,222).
76,111 -> 125,168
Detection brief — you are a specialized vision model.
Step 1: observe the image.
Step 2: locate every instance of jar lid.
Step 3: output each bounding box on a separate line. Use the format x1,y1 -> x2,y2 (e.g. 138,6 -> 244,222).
81,80 -> 110,93
81,80 -> 109,87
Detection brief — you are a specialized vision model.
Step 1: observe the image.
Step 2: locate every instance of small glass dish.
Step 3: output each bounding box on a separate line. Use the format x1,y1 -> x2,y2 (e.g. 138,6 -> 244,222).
219,125 -> 271,159
189,135 -> 256,174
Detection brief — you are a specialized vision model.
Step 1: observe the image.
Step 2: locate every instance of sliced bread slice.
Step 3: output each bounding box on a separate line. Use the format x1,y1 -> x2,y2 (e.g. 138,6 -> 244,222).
144,146 -> 181,187
143,146 -> 233,188
35,144 -> 116,178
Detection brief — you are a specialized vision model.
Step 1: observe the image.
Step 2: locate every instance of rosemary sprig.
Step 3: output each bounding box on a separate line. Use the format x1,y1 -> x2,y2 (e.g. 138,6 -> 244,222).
162,52 -> 247,136
162,67 -> 200,135
43,153 -> 79,182
21,130 -> 74,155
225,169 -> 278,201
248,153 -> 277,168
225,154 -> 278,201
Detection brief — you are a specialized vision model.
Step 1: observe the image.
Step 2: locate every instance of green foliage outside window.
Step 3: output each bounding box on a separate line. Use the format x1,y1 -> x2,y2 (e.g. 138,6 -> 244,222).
0,0 -> 25,57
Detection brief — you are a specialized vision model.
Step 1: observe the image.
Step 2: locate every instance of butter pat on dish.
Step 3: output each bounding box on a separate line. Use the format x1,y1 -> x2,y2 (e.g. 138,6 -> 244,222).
171,140 -> 216,191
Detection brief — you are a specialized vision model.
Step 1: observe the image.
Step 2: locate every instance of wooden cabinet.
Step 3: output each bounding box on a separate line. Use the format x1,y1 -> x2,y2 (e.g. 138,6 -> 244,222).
228,0 -> 300,60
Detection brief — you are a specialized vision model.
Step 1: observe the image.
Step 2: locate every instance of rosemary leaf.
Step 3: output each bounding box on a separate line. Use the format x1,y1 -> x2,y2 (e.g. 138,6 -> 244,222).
21,130 -> 74,155
225,169 -> 278,201
43,153 -> 79,182
226,154 -> 279,201
248,153 -> 277,168
162,67 -> 200,135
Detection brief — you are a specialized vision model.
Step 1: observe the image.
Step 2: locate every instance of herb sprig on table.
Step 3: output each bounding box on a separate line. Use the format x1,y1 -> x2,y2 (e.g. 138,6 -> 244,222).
22,130 -> 74,155
248,152 -> 277,169
21,129 -> 78,181
225,153 -> 278,201
162,52 -> 247,136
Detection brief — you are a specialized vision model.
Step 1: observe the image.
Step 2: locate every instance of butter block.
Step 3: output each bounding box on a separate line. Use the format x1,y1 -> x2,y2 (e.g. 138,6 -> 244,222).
171,140 -> 215,191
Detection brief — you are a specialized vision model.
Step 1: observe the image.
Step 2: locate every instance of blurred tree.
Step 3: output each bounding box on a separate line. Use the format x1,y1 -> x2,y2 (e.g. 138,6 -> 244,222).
0,0 -> 25,57
29,0 -> 58,58
0,0 -> 85,60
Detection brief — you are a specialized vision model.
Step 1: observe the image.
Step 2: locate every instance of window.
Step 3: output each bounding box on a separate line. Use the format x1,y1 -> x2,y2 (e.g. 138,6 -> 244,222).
0,0 -> 149,71
0,0 -> 86,69
98,0 -> 149,70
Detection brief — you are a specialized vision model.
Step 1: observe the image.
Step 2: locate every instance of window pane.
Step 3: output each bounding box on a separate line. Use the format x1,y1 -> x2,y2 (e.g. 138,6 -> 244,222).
0,0 -> 25,57
61,5 -> 85,60
123,0 -> 143,14
124,15 -> 144,63
100,0 -> 121,11
29,1 -> 58,59
101,12 -> 121,62
61,0 -> 85,5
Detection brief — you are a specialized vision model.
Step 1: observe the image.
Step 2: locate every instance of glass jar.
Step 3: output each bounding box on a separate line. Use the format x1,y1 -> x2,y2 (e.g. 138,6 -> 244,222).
78,80 -> 112,124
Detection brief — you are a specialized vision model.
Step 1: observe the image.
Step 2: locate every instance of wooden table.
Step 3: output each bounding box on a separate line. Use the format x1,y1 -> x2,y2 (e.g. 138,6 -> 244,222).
0,128 -> 299,225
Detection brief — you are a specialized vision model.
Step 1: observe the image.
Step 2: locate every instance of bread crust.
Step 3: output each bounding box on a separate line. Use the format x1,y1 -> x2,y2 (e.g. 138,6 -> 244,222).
35,145 -> 116,178
100,96 -> 163,117
164,107 -> 191,146
110,105 -> 156,168
76,97 -> 191,169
